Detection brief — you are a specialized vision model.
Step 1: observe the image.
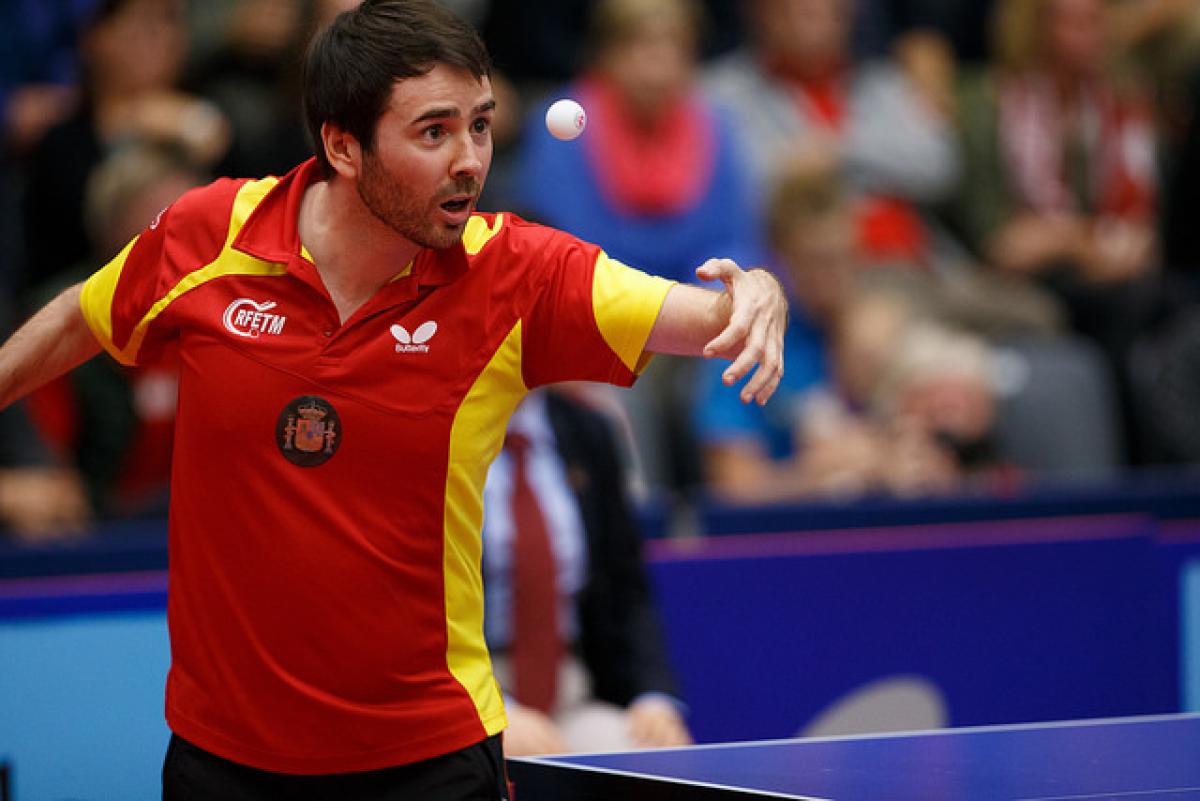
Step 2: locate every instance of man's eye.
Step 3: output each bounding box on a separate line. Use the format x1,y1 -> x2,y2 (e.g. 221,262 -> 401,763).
472,118 -> 491,134
424,124 -> 445,140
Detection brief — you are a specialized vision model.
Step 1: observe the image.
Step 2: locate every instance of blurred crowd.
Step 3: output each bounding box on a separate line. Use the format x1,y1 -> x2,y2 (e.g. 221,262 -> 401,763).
5,0 -> 1200,540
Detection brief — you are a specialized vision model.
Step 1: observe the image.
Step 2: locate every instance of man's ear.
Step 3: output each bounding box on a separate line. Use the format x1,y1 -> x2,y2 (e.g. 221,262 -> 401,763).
321,121 -> 361,179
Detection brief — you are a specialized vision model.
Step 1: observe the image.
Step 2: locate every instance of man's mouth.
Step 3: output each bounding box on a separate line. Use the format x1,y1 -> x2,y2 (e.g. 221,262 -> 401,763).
439,195 -> 474,213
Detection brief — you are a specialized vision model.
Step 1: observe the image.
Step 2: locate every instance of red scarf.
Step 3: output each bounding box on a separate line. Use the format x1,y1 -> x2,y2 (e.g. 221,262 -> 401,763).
998,72 -> 1156,219
578,73 -> 715,216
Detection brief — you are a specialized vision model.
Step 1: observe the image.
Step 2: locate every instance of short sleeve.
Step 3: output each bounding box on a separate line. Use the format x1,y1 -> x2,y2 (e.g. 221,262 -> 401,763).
521,231 -> 673,388
80,234 -> 154,365
79,178 -> 242,366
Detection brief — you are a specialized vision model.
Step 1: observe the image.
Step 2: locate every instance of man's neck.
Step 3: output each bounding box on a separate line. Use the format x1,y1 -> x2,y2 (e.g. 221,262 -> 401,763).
298,178 -> 422,323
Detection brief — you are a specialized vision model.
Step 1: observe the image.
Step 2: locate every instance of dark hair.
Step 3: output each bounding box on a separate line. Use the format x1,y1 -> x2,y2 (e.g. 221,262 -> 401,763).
302,0 -> 491,177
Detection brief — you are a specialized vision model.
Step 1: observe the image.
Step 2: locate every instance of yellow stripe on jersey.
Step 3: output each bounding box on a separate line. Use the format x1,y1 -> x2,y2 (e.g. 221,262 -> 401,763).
386,261 -> 414,283
80,178 -> 287,365
591,254 -> 674,374
443,320 -> 527,734
462,214 -> 505,256
79,236 -> 138,362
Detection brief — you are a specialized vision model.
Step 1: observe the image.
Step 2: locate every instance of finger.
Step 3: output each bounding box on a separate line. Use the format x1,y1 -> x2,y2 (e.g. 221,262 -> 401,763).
694,258 -> 740,284
750,360 -> 784,405
748,320 -> 785,405
737,318 -> 776,402
752,298 -> 787,400
704,296 -> 756,360
704,268 -> 780,359
722,315 -> 769,394
742,353 -> 782,406
717,343 -> 758,388
705,324 -> 750,363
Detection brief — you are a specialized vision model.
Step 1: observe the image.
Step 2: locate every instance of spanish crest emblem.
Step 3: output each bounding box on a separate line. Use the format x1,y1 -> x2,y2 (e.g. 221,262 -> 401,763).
276,395 -> 341,466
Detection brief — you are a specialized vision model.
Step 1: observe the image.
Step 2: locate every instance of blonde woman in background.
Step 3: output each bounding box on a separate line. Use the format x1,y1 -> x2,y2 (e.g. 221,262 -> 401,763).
952,0 -> 1165,464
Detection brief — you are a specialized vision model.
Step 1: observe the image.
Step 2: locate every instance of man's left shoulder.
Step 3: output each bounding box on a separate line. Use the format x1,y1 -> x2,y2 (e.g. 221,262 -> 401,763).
462,211 -> 576,260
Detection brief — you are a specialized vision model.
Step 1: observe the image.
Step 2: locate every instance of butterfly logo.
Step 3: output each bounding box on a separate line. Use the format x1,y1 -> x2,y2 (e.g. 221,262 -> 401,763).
391,321 -> 437,353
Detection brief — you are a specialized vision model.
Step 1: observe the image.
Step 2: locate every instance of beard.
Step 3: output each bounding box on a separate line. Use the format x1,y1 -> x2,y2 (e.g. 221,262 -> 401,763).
356,150 -> 479,250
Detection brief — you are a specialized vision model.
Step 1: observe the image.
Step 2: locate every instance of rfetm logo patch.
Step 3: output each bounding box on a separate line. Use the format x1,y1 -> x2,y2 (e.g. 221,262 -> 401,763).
391,321 -> 437,353
223,298 -> 287,338
276,395 -> 341,467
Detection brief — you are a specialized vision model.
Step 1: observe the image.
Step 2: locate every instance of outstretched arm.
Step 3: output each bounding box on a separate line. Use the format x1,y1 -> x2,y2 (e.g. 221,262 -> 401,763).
646,259 -> 787,405
0,284 -> 101,410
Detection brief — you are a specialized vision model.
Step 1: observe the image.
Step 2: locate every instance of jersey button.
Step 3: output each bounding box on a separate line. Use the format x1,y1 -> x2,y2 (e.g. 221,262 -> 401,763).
322,329 -> 333,337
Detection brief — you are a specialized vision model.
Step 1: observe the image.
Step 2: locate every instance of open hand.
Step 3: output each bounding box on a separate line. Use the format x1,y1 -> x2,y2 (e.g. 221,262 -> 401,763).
696,259 -> 788,406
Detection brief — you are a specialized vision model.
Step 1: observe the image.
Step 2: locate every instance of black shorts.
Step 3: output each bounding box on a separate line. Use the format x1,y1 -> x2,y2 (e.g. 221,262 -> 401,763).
162,733 -> 509,801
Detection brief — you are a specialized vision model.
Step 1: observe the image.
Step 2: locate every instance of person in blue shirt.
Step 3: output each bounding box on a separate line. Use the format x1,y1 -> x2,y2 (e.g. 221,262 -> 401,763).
693,163 -> 966,502
695,304 -> 832,466
512,0 -> 763,284
511,0 -> 765,496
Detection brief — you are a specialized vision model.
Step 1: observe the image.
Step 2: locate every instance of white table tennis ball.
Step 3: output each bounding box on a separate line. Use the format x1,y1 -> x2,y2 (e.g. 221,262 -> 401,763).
545,98 -> 587,141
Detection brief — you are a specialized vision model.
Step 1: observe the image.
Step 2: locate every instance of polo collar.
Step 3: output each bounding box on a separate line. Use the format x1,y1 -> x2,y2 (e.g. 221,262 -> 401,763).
232,157 -> 471,289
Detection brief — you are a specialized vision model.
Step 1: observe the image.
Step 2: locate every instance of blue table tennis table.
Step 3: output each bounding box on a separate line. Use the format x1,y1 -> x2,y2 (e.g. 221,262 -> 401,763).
507,713 -> 1200,800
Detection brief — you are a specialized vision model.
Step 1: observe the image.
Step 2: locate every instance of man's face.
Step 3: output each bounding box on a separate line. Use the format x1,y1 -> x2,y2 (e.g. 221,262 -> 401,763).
356,64 -> 495,250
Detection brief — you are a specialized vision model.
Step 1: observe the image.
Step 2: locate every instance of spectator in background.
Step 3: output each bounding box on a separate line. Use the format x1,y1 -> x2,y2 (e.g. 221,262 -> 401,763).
483,389 -> 690,755
514,0 -> 763,499
0,0 -> 97,306
1109,0 -> 1200,277
704,0 -> 960,270
19,0 -> 230,301
516,0 -> 761,283
1107,0 -> 1200,136
186,0 -> 363,179
0,2 -> 100,540
953,0 -> 1163,462
26,142 -> 203,519
834,289 -> 1003,496
0,0 -> 95,156
185,0 -> 313,178
694,164 -> 995,503
482,0 -> 593,87
0,402 -> 91,541
853,0 -> 998,66
480,0 -> 744,88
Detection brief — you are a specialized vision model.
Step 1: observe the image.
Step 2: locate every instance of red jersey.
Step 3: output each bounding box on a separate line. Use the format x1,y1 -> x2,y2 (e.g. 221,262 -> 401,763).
78,159 -> 673,774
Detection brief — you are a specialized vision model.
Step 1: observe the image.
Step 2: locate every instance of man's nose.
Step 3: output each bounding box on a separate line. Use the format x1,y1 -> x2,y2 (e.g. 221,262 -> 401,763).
451,134 -> 485,179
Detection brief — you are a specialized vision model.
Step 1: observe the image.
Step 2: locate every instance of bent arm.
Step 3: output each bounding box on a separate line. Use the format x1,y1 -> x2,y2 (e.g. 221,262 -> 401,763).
644,283 -> 730,357
0,284 -> 101,410
646,259 -> 787,405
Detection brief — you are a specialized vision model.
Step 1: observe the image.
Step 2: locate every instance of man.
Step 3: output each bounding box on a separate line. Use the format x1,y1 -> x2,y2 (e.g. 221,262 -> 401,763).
0,1 -> 785,798
482,389 -> 691,756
